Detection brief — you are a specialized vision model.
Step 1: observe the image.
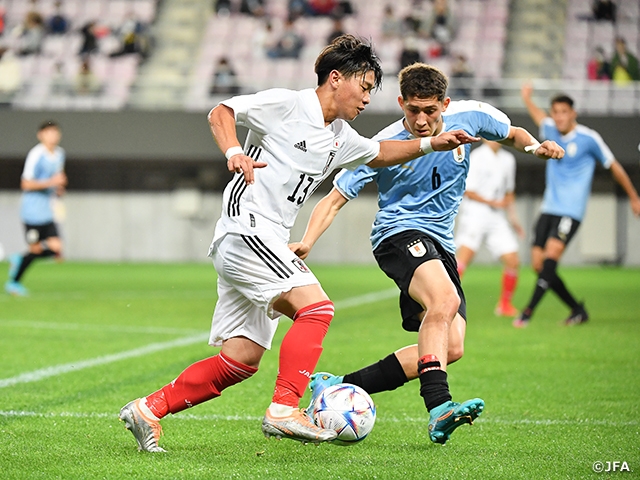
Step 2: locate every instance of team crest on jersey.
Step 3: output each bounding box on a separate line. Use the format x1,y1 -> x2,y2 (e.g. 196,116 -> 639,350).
567,142 -> 577,157
291,257 -> 310,273
407,239 -> 427,257
452,145 -> 466,163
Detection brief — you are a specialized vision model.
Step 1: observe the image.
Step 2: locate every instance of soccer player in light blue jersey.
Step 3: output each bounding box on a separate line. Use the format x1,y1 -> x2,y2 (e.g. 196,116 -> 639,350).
514,85 -> 640,327
5,120 -> 67,297
290,63 -> 565,445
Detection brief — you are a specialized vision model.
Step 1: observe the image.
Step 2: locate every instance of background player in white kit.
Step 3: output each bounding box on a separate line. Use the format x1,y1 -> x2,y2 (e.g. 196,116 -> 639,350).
118,35 -> 478,452
455,140 -> 524,317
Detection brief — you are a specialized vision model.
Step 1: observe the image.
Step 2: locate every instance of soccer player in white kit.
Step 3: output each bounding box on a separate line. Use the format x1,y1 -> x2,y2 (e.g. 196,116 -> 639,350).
455,140 -> 524,317
118,35 -> 478,452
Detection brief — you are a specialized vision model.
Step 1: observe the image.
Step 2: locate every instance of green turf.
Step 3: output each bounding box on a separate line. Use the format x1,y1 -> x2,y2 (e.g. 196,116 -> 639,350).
1,261 -> 639,479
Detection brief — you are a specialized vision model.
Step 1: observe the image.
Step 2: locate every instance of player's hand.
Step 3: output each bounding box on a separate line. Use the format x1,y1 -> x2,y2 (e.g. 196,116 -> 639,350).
533,140 -> 564,159
50,172 -> 67,188
288,242 -> 310,260
227,154 -> 268,185
432,130 -> 480,151
514,222 -> 526,239
630,197 -> 640,217
521,83 -> 533,100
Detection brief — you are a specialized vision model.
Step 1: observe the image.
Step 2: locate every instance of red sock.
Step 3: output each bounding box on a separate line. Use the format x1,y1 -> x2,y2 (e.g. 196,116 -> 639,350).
500,268 -> 518,305
272,300 -> 334,407
457,261 -> 466,279
146,352 -> 257,417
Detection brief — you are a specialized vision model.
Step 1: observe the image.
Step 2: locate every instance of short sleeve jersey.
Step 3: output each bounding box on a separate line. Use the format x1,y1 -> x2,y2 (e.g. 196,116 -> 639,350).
213,88 -> 380,244
20,143 -> 65,225
539,117 -> 614,221
461,142 -> 516,217
334,100 -> 511,253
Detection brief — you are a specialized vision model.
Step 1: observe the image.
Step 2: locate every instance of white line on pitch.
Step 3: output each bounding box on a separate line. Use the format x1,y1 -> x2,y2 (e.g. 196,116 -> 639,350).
0,288 -> 398,389
0,410 -> 636,427
0,333 -> 208,389
0,320 -> 204,335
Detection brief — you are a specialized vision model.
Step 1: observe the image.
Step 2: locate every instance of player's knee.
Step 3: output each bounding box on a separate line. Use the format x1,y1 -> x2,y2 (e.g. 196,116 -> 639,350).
431,290 -> 460,321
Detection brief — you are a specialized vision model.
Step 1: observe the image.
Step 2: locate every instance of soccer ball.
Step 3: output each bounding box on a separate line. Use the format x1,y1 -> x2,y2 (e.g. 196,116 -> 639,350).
311,383 -> 376,446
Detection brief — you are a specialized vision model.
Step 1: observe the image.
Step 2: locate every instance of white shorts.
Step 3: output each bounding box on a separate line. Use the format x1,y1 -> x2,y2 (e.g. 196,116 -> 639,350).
208,232 -> 320,350
456,210 -> 518,259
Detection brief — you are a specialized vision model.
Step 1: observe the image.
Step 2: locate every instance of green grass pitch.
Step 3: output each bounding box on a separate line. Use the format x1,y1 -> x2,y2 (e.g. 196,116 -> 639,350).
1,261 -> 638,479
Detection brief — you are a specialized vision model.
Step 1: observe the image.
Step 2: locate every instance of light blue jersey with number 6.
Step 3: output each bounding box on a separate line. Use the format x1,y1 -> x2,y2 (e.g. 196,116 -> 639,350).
334,100 -> 511,254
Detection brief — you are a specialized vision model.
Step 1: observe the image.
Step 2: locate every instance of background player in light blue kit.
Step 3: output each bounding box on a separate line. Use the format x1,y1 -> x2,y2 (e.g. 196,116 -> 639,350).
514,85 -> 640,327
290,63 -> 565,445
5,120 -> 67,297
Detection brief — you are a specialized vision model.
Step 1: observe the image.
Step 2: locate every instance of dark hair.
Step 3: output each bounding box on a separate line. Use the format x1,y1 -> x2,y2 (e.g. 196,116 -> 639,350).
315,34 -> 383,90
550,94 -> 574,109
398,63 -> 448,102
38,120 -> 59,131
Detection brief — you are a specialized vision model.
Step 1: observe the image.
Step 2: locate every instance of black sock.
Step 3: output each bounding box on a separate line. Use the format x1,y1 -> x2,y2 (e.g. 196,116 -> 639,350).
549,272 -> 579,310
418,356 -> 451,411
525,259 -> 555,314
343,353 -> 408,395
14,253 -> 37,282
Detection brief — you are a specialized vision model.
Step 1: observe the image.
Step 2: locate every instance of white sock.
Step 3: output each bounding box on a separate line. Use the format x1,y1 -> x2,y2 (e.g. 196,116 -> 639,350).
268,402 -> 296,417
138,398 -> 160,421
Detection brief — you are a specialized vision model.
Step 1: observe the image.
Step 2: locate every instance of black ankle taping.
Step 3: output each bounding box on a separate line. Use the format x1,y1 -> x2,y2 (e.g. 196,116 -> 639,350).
419,369 -> 452,411
343,353 -> 408,395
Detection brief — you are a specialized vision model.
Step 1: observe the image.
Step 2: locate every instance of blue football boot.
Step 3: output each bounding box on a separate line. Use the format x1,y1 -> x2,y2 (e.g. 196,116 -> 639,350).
428,398 -> 484,444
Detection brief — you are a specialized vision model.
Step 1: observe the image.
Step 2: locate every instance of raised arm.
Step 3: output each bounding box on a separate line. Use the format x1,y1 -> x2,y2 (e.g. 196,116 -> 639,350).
610,160 -> 640,216
368,130 -> 479,168
207,104 -> 267,184
520,83 -> 547,127
289,188 -> 350,260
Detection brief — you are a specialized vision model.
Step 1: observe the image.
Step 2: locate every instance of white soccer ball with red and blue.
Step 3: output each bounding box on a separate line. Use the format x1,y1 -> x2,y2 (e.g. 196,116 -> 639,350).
311,383 -> 376,446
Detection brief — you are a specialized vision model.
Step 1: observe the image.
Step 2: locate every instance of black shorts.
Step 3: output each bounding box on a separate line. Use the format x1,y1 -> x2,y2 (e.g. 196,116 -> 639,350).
532,214 -> 581,248
24,222 -> 59,245
373,229 -> 467,332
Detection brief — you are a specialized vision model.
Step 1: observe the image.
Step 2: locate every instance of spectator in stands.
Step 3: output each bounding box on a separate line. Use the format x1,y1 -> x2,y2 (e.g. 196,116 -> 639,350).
421,0 -> 456,57
587,46 -> 611,80
214,0 -> 233,16
210,56 -> 240,95
592,0 -> 616,21
398,35 -> 423,72
610,37 -> 640,84
15,11 -> 46,56
252,19 -> 277,59
79,22 -> 99,56
307,0 -> 338,16
326,17 -> 346,45
50,61 -> 70,95
288,0 -> 307,21
110,13 -> 152,59
0,7 -> 7,37
381,5 -> 401,40
0,47 -> 22,98
450,53 -> 473,97
267,18 -> 305,59
240,0 -> 266,17
75,58 -> 102,96
48,1 -> 69,35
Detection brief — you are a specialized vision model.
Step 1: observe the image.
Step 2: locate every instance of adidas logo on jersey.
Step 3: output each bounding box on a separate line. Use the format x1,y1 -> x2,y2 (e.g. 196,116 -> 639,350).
294,140 -> 307,152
